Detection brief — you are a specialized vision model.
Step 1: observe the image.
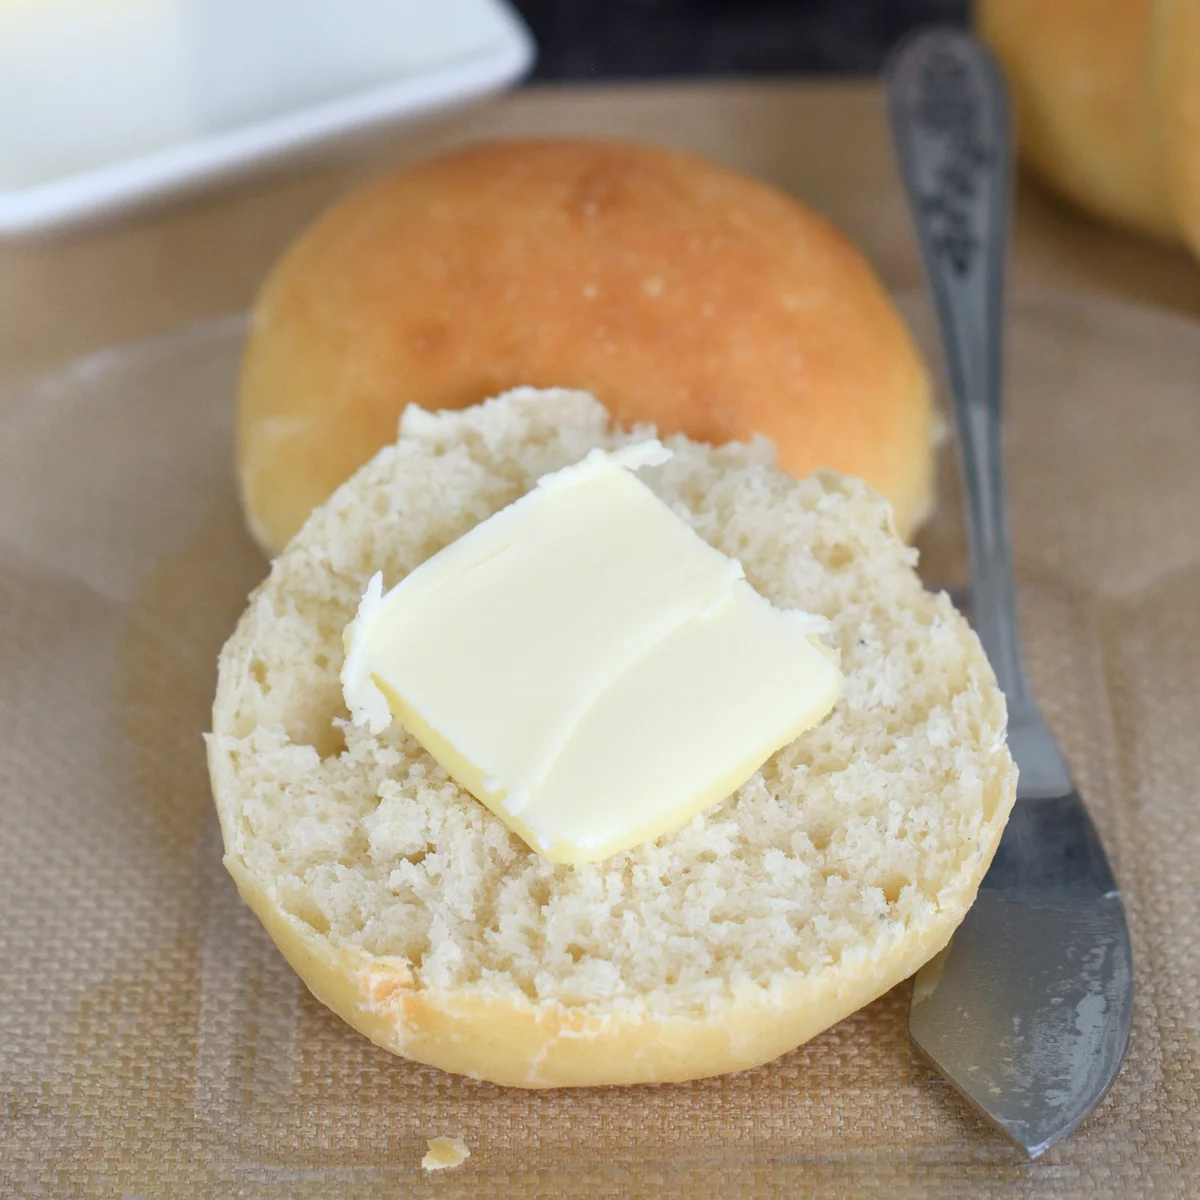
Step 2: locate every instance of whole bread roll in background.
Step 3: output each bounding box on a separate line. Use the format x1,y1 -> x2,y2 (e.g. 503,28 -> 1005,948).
238,138 -> 934,555
978,0 -> 1200,257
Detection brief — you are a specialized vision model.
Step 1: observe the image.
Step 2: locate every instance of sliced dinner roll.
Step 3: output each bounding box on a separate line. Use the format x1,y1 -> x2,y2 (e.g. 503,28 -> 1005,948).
208,389 -> 1015,1088
237,138 -> 934,556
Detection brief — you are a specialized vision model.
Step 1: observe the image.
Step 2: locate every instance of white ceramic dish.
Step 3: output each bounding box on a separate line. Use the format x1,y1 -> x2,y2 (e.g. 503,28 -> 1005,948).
0,0 -> 534,236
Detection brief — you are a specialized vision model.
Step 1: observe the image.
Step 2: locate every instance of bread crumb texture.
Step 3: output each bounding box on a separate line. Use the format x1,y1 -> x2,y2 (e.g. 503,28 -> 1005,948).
422,1137 -> 470,1172
209,388 -> 1013,1042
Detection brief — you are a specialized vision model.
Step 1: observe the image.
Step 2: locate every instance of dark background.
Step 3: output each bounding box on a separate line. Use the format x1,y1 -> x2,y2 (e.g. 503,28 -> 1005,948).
511,0 -> 969,81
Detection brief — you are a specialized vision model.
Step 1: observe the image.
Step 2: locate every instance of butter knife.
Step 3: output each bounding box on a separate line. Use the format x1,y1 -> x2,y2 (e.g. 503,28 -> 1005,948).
885,27 -> 1134,1158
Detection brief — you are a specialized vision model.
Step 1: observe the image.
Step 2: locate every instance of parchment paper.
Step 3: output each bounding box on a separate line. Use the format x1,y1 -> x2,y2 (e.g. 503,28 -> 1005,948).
0,292 -> 1197,1198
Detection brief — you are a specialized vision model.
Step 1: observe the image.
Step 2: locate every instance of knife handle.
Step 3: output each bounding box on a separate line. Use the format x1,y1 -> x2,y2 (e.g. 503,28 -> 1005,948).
885,29 -> 1031,708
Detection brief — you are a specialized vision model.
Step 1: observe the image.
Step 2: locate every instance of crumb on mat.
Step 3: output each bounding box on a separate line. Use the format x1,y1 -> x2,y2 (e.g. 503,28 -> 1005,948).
422,1137 -> 470,1172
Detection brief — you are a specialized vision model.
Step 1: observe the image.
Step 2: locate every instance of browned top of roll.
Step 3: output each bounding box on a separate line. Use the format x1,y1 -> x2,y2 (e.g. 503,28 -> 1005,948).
238,138 -> 933,554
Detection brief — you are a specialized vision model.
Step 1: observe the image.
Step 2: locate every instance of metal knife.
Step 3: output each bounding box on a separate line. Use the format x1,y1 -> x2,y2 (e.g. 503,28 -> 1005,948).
885,27 -> 1134,1158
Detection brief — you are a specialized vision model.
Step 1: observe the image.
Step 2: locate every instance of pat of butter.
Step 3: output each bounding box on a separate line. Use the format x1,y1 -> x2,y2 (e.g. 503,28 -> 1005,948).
341,442 -> 840,863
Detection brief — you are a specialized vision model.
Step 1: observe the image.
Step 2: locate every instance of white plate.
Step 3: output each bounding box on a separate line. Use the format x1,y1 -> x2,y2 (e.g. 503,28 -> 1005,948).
0,0 -> 534,236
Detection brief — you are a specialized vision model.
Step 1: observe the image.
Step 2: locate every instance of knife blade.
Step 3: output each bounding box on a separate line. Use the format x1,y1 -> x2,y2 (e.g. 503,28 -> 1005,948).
885,26 -> 1134,1157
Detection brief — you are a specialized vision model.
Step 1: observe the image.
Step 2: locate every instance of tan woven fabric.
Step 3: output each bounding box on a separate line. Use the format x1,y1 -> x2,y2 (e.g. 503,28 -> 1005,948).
0,292 -> 1196,1198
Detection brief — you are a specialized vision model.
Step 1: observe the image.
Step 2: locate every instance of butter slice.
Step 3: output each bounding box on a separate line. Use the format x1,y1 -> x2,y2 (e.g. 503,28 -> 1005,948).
341,442 -> 840,864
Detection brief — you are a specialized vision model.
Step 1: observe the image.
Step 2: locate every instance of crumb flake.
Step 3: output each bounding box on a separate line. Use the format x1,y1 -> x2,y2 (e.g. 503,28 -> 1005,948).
421,1136 -> 470,1172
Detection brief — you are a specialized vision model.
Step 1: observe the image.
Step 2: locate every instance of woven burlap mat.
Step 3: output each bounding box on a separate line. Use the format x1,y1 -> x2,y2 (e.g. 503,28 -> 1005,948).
0,291 -> 1196,1199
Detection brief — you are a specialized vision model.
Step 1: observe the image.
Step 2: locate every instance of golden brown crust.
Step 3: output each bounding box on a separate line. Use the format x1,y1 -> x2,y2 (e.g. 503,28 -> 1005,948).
978,0 -> 1173,239
1155,0 -> 1200,258
978,0 -> 1200,258
238,138 -> 933,555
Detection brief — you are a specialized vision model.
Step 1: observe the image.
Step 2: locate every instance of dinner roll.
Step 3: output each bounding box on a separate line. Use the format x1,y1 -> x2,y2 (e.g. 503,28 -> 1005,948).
208,388 -> 1016,1089
979,0 -> 1200,256
237,138 -> 934,556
